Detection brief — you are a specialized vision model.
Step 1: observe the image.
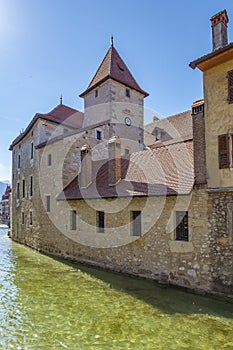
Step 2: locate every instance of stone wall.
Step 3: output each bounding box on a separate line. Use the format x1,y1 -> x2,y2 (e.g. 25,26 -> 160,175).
207,190 -> 233,294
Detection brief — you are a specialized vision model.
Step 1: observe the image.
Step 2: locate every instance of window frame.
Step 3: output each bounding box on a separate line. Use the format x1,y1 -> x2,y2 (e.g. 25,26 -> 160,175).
48,154 -> 52,166
31,141 -> 34,160
46,195 -> 51,212
30,175 -> 33,197
228,69 -> 233,104
21,212 -> 25,225
175,211 -> 189,242
71,210 -> 77,230
97,211 -> 105,233
131,210 -> 142,236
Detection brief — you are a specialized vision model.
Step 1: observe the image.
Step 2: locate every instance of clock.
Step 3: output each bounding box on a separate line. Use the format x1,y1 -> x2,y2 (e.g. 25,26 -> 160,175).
125,117 -> 131,126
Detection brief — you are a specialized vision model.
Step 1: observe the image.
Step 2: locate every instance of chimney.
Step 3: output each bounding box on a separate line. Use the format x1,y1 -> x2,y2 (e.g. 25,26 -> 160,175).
211,10 -> 229,51
80,144 -> 92,188
108,136 -> 121,186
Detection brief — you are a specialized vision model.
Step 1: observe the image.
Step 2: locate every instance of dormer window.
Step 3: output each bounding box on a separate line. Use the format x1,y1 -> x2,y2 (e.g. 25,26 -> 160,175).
95,89 -> 98,98
126,88 -> 130,98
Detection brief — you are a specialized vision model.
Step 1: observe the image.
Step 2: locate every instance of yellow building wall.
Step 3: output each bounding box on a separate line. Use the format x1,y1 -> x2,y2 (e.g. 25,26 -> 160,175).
204,58 -> 233,188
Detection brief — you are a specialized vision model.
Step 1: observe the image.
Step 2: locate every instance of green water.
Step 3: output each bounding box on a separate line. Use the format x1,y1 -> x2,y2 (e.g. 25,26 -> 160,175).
1,230 -> 233,349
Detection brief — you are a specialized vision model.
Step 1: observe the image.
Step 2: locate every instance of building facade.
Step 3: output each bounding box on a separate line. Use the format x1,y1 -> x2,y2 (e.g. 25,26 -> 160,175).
0,185 -> 11,227
9,10 -> 233,298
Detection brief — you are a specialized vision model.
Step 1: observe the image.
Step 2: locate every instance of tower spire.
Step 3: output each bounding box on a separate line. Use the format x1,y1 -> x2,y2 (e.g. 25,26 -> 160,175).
60,94 -> 63,105
111,35 -> 114,47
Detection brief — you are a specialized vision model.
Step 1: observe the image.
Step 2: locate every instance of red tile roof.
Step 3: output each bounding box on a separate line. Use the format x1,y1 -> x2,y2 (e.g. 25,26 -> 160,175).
144,110 -> 193,147
57,140 -> 194,200
80,45 -> 149,97
9,104 -> 84,150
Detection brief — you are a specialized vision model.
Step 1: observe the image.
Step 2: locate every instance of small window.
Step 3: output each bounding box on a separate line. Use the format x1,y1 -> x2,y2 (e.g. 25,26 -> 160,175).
228,70 -> 233,104
31,142 -> 34,159
131,211 -> 142,236
30,175 -> 33,196
46,195 -> 51,212
125,148 -> 130,156
29,211 -> 33,225
126,88 -> 130,98
48,154 -> 52,166
17,182 -> 20,199
218,134 -> 231,169
97,211 -> 104,233
22,212 -> 25,224
71,210 -> 77,230
18,154 -> 21,169
22,179 -> 25,198
96,130 -> 102,140
175,211 -> 189,241
95,89 -> 98,98
156,132 -> 161,141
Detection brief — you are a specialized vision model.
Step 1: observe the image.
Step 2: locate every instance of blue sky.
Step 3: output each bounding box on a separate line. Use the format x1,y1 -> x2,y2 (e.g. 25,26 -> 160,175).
1,0 -> 233,181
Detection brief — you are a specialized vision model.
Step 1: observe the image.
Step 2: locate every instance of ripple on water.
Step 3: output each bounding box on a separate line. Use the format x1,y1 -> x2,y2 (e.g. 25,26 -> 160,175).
0,229 -> 233,349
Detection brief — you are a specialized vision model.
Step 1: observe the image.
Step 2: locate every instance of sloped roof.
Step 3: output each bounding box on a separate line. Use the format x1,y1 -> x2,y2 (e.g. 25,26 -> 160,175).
57,140 -> 194,201
144,110 -> 193,147
189,42 -> 233,71
80,45 -> 148,97
9,104 -> 84,150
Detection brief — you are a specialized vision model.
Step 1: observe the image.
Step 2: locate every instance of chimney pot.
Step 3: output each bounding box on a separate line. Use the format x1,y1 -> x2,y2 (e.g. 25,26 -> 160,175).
108,136 -> 121,186
211,10 -> 229,51
80,144 -> 92,188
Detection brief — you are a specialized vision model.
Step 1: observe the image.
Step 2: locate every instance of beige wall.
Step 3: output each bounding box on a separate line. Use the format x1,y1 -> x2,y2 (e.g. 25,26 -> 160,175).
204,58 -> 233,188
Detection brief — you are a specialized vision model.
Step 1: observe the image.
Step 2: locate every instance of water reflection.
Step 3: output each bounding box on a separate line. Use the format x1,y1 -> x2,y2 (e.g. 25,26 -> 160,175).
0,229 -> 233,349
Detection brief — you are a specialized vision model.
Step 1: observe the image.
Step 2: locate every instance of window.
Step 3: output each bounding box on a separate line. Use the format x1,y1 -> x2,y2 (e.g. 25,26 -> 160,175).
156,132 -> 161,141
17,182 -> 20,199
22,179 -> 25,198
71,210 -> 77,230
96,130 -> 102,140
29,211 -> 33,225
228,69 -> 233,104
31,142 -> 34,159
30,176 -> 33,196
126,88 -> 130,98
22,212 -> 25,224
18,154 -> 21,169
95,89 -> 98,98
48,154 -> 52,166
97,211 -> 104,233
175,211 -> 189,241
218,134 -> 233,168
46,195 -> 51,212
131,211 -> 142,236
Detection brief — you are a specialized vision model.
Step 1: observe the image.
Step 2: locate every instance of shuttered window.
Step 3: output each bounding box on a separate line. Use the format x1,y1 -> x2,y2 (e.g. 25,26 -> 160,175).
228,70 -> 233,104
218,134 -> 230,169
176,211 -> 189,241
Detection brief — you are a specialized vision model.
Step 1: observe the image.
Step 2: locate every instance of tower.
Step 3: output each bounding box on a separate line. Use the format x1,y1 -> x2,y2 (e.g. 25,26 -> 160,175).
79,41 -> 149,154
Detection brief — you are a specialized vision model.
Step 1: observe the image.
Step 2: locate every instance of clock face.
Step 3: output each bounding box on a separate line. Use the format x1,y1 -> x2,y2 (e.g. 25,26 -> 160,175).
125,117 -> 131,126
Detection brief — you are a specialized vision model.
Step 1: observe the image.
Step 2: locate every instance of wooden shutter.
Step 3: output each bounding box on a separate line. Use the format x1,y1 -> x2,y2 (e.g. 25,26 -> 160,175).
218,134 -> 229,169
228,70 -> 233,103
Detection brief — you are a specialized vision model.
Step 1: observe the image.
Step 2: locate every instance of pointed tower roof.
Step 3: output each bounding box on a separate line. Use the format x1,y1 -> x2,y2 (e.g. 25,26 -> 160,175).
80,44 -> 149,97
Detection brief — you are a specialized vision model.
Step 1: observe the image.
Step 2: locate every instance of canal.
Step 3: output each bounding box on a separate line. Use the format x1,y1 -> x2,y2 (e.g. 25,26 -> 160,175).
1,229 -> 233,349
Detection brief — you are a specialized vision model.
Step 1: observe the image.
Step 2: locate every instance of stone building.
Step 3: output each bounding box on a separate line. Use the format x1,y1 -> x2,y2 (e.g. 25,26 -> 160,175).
0,185 -> 11,227
9,10 -> 233,298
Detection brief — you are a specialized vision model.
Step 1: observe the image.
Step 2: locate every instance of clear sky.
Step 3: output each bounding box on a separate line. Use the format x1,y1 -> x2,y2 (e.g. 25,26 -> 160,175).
1,0 -> 233,181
